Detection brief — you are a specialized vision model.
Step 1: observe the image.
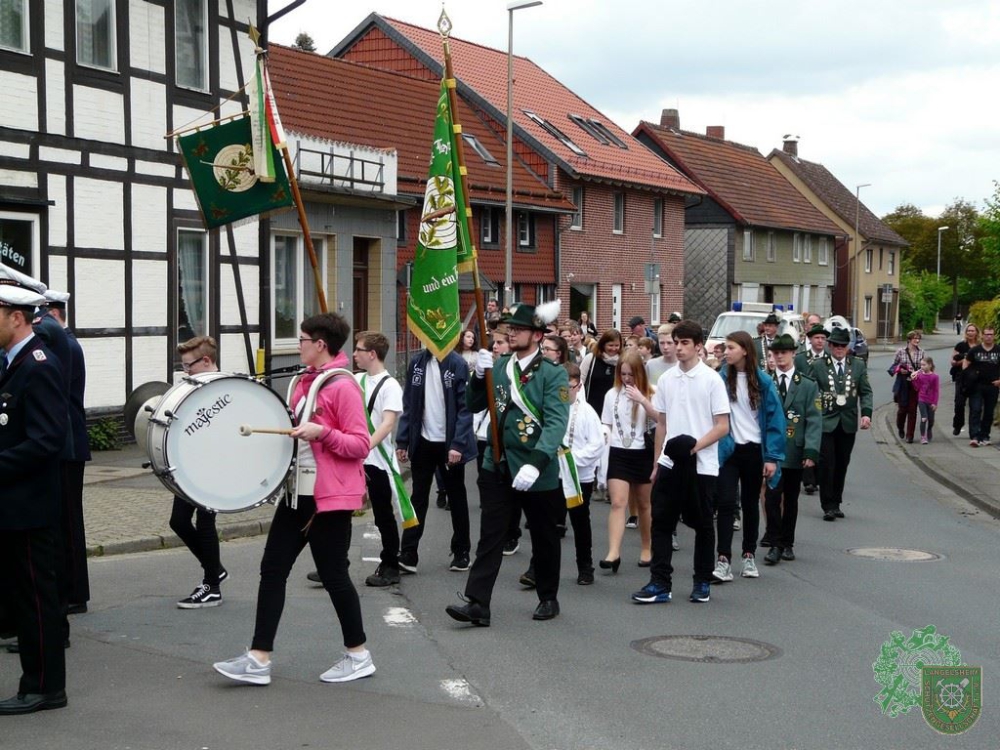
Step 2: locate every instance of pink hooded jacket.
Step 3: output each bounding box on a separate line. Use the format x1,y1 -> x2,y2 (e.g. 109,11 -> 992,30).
293,351 -> 370,512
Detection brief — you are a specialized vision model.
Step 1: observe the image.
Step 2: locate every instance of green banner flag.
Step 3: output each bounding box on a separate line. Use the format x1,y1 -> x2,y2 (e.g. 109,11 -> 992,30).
407,80 -> 470,360
177,116 -> 293,230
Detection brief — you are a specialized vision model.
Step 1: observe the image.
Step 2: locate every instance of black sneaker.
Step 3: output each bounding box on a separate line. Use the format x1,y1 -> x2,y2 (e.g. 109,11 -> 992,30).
306,570 -> 322,583
398,553 -> 418,574
502,539 -> 520,556
449,554 -> 471,572
177,583 -> 222,609
214,568 -> 229,586
365,564 -> 401,587
436,492 -> 448,509
519,567 -> 536,588
577,568 -> 595,585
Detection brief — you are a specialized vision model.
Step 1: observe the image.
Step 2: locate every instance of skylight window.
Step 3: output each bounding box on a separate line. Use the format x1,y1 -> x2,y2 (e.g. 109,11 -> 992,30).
523,110 -> 587,158
462,133 -> 499,167
569,114 -> 628,150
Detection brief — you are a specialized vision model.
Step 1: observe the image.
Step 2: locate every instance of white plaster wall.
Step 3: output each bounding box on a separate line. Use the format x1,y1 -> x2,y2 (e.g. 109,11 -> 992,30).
131,183 -> 167,253
44,59 -> 66,136
0,168 -> 37,188
0,71 -> 38,131
137,159 -> 176,178
75,178 -> 124,250
173,186 -> 199,212
44,0 -> 63,50
91,154 -> 128,171
131,78 -> 168,152
47,174 -> 68,248
40,146 -> 81,165
131,336 -> 169,389
46,255 -> 67,295
0,142 -> 29,159
217,21 -> 258,93
220,262 -> 259,327
219,334 -> 254,375
76,258 -> 125,328
79,337 -> 127,408
231,221 -> 259,258
129,0 -> 166,75
73,85 -> 125,143
131,259 -> 168,327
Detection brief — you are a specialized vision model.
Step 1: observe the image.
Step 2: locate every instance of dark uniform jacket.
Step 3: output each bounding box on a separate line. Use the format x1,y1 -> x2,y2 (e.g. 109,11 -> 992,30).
0,336 -> 69,530
808,355 -> 874,434
772,368 -> 823,466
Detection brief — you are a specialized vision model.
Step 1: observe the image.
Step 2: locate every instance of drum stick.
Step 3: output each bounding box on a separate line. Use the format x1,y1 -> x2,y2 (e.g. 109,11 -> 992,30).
239,424 -> 294,437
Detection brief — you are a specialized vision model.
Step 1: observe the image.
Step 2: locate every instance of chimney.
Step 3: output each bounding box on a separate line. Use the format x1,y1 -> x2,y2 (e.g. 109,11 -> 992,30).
782,134 -> 799,157
706,125 -> 725,140
660,108 -> 679,129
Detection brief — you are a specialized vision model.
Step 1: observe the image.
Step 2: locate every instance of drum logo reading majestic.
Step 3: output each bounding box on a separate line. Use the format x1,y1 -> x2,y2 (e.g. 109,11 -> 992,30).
184,393 -> 234,436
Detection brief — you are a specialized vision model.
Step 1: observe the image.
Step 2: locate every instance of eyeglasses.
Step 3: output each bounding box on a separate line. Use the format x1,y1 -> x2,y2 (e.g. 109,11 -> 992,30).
542,346 -> 560,353
180,357 -> 204,371
298,337 -> 319,344
354,346 -> 371,353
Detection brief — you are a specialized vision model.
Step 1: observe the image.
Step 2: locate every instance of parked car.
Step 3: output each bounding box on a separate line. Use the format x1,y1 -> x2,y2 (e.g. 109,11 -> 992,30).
825,315 -> 868,363
707,303 -> 803,355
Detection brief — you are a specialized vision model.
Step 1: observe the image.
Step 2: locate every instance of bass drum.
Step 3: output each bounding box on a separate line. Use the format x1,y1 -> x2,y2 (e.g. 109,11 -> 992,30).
145,373 -> 294,513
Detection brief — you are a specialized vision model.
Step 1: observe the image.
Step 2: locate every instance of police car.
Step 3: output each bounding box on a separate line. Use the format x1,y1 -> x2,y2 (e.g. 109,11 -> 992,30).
706,302 -> 804,354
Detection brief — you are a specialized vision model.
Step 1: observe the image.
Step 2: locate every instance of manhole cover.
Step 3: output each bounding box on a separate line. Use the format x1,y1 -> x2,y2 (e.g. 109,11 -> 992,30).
847,547 -> 941,562
631,635 -> 780,663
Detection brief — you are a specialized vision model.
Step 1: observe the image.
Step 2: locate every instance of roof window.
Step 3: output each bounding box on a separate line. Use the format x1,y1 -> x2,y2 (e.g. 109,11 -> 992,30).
568,114 -> 628,150
523,110 -> 587,157
462,133 -> 500,166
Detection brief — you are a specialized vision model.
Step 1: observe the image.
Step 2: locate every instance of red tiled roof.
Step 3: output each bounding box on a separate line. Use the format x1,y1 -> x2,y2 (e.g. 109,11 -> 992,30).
267,45 -> 573,212
362,16 -> 702,196
769,149 -> 908,247
636,122 -> 843,236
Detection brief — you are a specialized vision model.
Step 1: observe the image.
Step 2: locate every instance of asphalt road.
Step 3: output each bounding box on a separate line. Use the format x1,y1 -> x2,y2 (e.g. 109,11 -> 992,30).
3,340 -> 998,749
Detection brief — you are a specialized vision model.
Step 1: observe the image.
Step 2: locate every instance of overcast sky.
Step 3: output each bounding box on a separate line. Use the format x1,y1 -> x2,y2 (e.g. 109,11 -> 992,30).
268,0 -> 999,218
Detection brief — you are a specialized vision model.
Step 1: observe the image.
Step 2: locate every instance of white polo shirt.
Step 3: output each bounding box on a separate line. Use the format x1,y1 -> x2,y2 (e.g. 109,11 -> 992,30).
653,359 -> 730,476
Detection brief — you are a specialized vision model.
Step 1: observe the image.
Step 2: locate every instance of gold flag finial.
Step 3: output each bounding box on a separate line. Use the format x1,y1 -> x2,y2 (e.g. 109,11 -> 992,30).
248,22 -> 262,49
437,6 -> 453,38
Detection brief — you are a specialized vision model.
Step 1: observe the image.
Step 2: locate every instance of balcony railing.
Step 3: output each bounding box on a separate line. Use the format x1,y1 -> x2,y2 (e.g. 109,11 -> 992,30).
294,142 -> 385,193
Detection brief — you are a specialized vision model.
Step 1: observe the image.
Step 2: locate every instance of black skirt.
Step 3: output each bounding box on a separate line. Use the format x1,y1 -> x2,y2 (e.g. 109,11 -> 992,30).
607,445 -> 653,484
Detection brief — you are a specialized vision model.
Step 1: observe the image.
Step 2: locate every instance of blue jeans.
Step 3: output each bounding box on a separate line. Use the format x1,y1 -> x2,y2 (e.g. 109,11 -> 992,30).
918,402 -> 935,440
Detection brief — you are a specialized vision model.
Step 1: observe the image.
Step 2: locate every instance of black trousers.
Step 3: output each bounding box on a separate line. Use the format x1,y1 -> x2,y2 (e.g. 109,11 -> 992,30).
764,467 -> 803,548
716,442 -> 762,558
526,480 -> 595,573
252,497 -> 365,652
819,427 -> 856,511
400,438 -> 470,562
953,380 -> 969,433
60,460 -> 89,605
0,527 -> 66,695
465,468 -> 563,608
649,468 -> 716,589
169,496 -> 223,586
968,384 -> 999,443
365,464 -> 399,569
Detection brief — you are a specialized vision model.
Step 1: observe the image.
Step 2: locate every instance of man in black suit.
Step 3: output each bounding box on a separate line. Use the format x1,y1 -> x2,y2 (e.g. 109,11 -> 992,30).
0,267 -> 69,714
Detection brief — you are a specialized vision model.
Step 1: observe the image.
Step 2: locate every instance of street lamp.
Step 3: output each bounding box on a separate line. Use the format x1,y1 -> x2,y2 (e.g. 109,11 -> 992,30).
852,183 -> 871,328
936,226 -> 950,281
505,0 -> 542,309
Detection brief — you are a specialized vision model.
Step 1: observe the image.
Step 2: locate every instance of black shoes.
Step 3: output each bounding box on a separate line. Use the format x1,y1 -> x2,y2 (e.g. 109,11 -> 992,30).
803,484 -> 817,495
781,547 -> 795,561
306,570 -> 322,583
532,599 -> 560,621
436,491 -> 448,509
449,553 -> 471,572
598,558 -> 621,574
0,690 -> 67,715
764,546 -> 782,565
519,567 -> 536,588
365,564 -> 401,587
823,510 -> 837,521
833,509 -> 845,518
445,599 -> 491,627
66,602 -> 88,615
577,568 -> 595,585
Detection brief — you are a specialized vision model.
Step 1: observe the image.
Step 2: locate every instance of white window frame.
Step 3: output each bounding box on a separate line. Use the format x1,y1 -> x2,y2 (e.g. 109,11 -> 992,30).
649,289 -> 661,326
888,251 -> 895,276
865,248 -> 873,273
271,232 -> 329,347
480,207 -> 499,245
792,232 -> 802,263
76,0 -> 117,71
570,186 -> 583,230
536,283 -> 556,303
742,229 -> 754,261
0,0 -> 29,53
864,296 -> 872,322
516,211 -> 535,248
818,236 -> 829,266
175,0 -> 209,91
613,192 -> 624,234
766,231 -> 775,262
462,133 -> 499,166
0,210 -> 41,277
177,228 -> 209,340
803,234 -> 812,263
653,197 -> 663,238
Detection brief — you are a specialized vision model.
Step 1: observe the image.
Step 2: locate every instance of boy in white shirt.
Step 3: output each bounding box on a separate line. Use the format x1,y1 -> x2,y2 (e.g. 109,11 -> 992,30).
633,320 -> 730,605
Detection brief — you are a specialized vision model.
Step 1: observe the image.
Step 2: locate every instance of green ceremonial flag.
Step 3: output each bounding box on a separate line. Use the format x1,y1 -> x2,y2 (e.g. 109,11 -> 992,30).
177,116 -> 293,230
407,79 -> 471,360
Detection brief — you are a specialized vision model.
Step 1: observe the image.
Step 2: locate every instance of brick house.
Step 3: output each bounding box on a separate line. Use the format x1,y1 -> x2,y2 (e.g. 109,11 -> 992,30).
769,139 -> 908,340
634,111 -> 844,327
330,14 -> 702,331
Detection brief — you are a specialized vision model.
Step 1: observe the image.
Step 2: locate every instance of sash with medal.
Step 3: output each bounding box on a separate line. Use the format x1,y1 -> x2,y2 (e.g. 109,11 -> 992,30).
506,356 -> 582,508
360,374 -> 418,529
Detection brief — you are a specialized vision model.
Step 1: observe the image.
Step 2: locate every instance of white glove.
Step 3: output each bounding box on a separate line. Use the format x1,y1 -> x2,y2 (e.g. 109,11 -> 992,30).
474,348 -> 494,378
512,464 -> 540,492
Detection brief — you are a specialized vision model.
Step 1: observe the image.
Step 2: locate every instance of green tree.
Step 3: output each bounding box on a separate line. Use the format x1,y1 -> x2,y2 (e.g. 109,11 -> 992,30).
980,181 -> 1000,276
898,258 -> 952,332
293,32 -> 317,52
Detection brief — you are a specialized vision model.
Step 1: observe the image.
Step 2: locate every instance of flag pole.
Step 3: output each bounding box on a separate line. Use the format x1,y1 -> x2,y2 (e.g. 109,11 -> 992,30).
251,27 -> 327,314
440,15 -> 502,463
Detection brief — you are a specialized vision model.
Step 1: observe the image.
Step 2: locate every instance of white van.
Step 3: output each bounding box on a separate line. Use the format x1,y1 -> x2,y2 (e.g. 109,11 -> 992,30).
706,302 -> 804,355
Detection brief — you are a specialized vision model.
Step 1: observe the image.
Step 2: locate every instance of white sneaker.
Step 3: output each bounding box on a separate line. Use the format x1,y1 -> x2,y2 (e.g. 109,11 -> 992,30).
712,558 -> 733,582
732,516 -> 741,531
741,554 -> 759,578
671,533 -> 680,551
320,651 -> 376,683
213,651 -> 271,685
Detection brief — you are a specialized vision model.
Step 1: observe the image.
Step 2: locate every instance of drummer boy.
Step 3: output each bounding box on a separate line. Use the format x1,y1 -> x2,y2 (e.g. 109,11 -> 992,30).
171,336 -> 228,608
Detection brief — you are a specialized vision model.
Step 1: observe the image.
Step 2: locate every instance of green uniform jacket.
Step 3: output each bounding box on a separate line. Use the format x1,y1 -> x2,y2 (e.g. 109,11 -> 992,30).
467,352 -> 570,491
808,355 -> 874,433
772,369 -> 823,466
753,336 -> 777,364
793,348 -> 827,372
